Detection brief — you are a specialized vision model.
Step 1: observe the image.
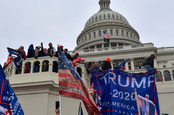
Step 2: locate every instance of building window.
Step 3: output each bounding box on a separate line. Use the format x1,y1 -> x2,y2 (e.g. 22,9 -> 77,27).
121,30 -> 124,36
85,36 -> 87,41
128,60 -> 131,70
94,32 -> 96,38
82,38 -> 83,42
99,31 -> 101,37
95,16 -> 97,22
134,57 -> 145,70
92,18 -> 94,23
100,15 -> 101,21
130,33 -> 132,38
110,29 -> 113,35
116,14 -> 119,20
156,71 -> 163,82
126,31 -> 128,37
108,14 -> 110,19
164,70 -> 171,81
104,14 -> 106,20
116,30 -> 118,35
89,34 -> 91,40
112,14 -> 114,19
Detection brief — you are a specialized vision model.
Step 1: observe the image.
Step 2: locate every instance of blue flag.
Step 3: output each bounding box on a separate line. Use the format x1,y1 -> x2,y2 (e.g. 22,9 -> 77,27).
8,49 -> 22,73
115,59 -> 129,70
91,69 -> 160,115
0,64 -> 24,115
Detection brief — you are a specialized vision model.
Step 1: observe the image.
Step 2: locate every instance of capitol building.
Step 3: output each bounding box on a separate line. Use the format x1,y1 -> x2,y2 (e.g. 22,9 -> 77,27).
4,0 -> 174,114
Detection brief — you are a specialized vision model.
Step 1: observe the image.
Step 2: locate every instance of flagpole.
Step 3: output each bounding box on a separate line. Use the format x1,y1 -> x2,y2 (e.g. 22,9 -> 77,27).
134,88 -> 141,115
59,94 -> 61,115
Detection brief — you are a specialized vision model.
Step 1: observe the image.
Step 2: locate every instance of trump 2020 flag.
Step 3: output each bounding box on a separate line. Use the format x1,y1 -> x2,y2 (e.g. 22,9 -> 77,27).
58,47 -> 101,115
0,64 -> 24,115
91,69 -> 160,115
138,94 -> 156,115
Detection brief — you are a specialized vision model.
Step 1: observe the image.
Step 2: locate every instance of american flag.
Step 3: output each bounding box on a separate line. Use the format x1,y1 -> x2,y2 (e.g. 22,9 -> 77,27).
58,47 -> 101,115
103,31 -> 110,39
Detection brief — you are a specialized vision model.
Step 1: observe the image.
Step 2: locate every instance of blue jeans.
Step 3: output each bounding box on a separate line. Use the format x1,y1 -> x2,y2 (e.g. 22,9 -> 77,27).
144,65 -> 153,71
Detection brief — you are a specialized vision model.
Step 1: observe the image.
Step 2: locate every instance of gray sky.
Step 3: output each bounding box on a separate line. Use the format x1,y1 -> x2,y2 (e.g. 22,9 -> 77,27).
0,0 -> 174,65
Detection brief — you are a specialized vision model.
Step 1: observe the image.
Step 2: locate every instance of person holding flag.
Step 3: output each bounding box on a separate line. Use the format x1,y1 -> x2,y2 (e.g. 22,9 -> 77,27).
58,46 -> 101,115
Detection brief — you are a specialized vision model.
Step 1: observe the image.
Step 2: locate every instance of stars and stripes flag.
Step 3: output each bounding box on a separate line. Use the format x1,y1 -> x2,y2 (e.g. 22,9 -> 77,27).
103,31 -> 110,39
58,47 -> 101,115
0,64 -> 24,115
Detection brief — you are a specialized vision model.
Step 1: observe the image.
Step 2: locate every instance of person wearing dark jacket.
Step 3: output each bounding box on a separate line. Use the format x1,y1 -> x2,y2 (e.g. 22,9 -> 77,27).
7,46 -> 26,59
103,58 -> 112,70
27,44 -> 35,58
142,54 -> 156,71
91,62 -> 102,73
64,48 -> 73,61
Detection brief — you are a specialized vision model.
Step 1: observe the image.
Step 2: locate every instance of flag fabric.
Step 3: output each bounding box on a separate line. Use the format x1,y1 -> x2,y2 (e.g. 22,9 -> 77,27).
0,64 -> 24,115
91,69 -> 160,115
115,59 -> 129,70
8,49 -> 23,73
103,31 -> 110,38
58,47 -> 101,115
137,94 -> 156,115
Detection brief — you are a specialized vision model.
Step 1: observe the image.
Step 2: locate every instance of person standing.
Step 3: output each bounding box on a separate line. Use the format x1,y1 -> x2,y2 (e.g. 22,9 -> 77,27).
103,58 -> 112,70
47,42 -> 56,57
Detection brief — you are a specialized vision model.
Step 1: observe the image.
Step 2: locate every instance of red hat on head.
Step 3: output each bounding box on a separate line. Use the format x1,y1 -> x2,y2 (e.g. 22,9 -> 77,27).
75,52 -> 79,55
64,48 -> 67,51
106,58 -> 111,62
94,62 -> 98,67
121,66 -> 125,70
59,45 -> 63,48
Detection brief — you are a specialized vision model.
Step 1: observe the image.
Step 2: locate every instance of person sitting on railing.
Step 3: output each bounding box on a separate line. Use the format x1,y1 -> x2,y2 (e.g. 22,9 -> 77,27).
27,44 -> 35,58
3,62 -> 8,70
142,54 -> 156,71
103,58 -> 112,70
64,48 -> 73,61
47,42 -> 56,57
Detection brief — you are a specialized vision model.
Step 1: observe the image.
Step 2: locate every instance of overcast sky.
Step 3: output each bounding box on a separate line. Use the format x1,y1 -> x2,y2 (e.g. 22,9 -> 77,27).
0,0 -> 174,65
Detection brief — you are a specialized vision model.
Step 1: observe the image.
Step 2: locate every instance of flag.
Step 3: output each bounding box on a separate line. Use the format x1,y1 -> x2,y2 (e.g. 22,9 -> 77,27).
103,31 -> 110,38
58,47 -> 101,115
137,94 -> 157,115
115,59 -> 129,70
91,69 -> 160,115
8,49 -> 22,73
0,64 -> 24,115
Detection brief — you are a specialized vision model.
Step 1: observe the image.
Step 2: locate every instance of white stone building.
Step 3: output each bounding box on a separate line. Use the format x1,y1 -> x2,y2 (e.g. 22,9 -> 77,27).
4,0 -> 174,114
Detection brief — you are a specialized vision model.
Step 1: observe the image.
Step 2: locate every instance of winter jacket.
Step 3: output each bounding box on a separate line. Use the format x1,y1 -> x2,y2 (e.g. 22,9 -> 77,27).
103,61 -> 112,70
91,67 -> 102,73
142,56 -> 154,68
27,44 -> 35,58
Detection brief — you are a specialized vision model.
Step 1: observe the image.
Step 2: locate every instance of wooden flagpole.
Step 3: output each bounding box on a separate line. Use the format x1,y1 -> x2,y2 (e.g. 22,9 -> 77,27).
134,88 -> 141,115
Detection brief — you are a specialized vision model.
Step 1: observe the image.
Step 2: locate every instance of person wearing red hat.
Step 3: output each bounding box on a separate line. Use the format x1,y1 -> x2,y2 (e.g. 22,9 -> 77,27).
103,58 -> 112,70
48,42 -> 56,57
72,52 -> 79,60
59,45 -> 63,51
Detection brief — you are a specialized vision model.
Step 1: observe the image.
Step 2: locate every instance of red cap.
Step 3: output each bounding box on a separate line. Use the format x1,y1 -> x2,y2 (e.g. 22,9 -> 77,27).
75,52 -> 79,55
121,66 -> 125,70
64,48 -> 67,51
59,45 -> 63,48
106,58 -> 111,61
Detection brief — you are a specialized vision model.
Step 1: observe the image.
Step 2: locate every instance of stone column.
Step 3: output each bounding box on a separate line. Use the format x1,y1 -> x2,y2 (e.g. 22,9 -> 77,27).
30,65 -> 34,73
109,43 -> 112,50
49,62 -> 53,72
125,61 -> 129,71
111,59 -> 114,70
39,64 -> 42,73
130,58 -> 135,70
21,65 -> 25,74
